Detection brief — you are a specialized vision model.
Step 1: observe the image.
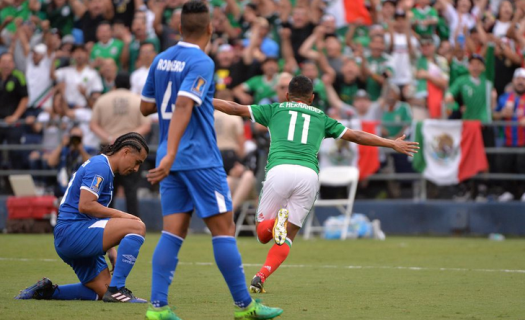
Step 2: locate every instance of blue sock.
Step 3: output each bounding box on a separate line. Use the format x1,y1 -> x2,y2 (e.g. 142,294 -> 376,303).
212,236 -> 252,308
51,283 -> 98,300
151,231 -> 183,308
109,233 -> 145,289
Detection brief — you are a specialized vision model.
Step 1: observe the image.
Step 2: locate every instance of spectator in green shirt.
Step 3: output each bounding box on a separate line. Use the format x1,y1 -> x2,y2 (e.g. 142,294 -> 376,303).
233,57 -> 279,105
411,0 -> 438,37
380,82 -> 413,198
381,83 -> 412,139
41,0 -> 75,35
360,34 -> 392,102
90,21 -> 124,69
445,54 -> 495,123
300,60 -> 328,112
121,15 -> 160,72
0,0 -> 40,35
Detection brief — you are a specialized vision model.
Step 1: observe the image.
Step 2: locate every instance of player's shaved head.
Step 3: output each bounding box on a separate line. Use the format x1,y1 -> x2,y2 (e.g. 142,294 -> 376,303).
288,75 -> 314,103
181,1 -> 210,38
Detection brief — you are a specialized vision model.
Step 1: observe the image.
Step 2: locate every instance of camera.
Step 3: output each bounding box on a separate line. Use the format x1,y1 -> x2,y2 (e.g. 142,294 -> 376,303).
69,135 -> 82,147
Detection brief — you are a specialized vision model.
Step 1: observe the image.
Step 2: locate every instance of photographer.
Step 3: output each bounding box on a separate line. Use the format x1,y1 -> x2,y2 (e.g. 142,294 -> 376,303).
47,126 -> 92,196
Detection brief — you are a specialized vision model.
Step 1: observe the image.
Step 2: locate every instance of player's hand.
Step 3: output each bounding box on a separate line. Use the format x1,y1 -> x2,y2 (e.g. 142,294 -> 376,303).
392,134 -> 419,157
107,247 -> 117,274
147,155 -> 174,184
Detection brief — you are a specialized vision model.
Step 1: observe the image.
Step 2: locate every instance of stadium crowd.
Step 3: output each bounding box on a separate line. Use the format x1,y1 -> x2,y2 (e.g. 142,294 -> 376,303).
0,0 -> 524,208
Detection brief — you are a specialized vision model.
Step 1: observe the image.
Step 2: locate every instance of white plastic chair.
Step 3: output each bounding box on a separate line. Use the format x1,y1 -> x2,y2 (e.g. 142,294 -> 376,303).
303,166 -> 359,240
234,200 -> 257,238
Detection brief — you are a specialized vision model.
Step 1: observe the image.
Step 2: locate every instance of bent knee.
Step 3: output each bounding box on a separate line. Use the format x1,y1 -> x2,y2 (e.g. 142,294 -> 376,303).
130,220 -> 146,237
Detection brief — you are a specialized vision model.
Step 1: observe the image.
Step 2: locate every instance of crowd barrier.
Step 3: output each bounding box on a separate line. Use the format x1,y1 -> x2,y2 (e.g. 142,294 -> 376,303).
0,120 -> 524,200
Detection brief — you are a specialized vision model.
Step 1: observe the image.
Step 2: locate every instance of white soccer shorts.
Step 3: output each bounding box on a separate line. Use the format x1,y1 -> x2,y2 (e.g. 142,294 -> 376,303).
257,164 -> 319,227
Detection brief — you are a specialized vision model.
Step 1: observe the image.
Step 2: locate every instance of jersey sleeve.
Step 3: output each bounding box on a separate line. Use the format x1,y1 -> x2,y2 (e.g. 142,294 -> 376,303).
178,57 -> 214,106
324,116 -> 347,139
80,160 -> 111,199
141,59 -> 157,103
248,103 -> 274,126
496,94 -> 508,112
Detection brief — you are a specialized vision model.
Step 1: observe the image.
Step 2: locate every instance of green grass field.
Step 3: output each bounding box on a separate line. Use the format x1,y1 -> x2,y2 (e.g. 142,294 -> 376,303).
0,234 -> 524,320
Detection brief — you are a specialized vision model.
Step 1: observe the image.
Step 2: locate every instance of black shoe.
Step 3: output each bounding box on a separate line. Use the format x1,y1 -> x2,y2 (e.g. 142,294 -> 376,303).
249,275 -> 266,293
102,286 -> 147,303
15,278 -> 56,300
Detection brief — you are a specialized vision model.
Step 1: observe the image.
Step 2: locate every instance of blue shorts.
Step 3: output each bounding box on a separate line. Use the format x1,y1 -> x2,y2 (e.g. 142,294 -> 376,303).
160,167 -> 233,218
54,219 -> 109,284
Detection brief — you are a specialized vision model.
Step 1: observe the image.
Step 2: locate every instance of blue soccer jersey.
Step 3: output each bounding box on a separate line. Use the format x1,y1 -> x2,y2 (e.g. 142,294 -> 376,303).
141,41 -> 223,171
58,154 -> 114,222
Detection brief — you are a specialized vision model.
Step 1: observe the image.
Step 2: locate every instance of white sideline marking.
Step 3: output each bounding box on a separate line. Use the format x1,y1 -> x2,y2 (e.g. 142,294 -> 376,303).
1,257 -> 524,274
0,257 -> 58,262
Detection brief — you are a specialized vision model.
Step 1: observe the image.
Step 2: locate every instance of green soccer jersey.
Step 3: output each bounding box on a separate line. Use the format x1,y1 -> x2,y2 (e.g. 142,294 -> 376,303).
41,4 -> 74,35
437,15 -> 450,41
381,102 -> 412,137
312,78 -> 328,112
129,36 -> 161,72
449,57 -> 469,86
366,53 -> 392,101
243,75 -> 278,104
91,39 -> 124,67
447,75 -> 493,123
1,1 -> 30,33
336,81 -> 360,106
249,101 -> 347,173
411,6 -> 438,37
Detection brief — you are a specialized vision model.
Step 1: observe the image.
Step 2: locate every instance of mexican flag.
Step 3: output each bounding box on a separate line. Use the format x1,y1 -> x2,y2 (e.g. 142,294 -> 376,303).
320,119 -> 380,180
326,0 -> 372,28
412,120 -> 488,185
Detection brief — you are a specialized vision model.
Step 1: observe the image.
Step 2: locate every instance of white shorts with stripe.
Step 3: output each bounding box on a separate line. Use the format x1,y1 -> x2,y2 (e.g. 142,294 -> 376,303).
257,164 -> 319,227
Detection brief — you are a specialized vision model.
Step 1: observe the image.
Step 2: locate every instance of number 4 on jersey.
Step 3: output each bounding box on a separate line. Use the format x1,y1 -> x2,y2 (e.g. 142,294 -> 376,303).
287,110 -> 310,144
161,81 -> 174,120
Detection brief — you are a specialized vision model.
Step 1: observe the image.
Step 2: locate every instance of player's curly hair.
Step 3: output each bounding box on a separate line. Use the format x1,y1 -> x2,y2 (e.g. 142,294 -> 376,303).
101,132 -> 149,156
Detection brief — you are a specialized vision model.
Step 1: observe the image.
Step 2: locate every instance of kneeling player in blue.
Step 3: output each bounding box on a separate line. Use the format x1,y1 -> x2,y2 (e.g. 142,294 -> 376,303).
15,132 -> 150,303
139,2 -> 282,319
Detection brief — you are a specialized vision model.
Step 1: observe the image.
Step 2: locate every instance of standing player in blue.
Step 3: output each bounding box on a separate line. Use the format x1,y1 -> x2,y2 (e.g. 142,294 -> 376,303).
15,133 -> 149,303
139,2 -> 283,320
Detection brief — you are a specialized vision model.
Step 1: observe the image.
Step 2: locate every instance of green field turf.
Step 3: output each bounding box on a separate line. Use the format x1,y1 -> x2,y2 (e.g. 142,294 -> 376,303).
0,233 -> 524,320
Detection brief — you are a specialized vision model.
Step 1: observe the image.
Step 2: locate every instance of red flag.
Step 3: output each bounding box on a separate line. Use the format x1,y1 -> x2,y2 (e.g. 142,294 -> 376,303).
458,121 -> 488,182
358,121 -> 380,180
345,0 -> 372,26
427,81 -> 444,119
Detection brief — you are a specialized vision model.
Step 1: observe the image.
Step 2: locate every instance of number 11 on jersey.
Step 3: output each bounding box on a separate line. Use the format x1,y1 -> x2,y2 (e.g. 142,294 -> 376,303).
287,110 -> 310,144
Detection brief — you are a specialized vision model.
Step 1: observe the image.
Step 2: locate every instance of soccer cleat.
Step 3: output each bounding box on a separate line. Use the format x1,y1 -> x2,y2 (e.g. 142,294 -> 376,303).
15,277 -> 56,300
145,304 -> 183,320
249,274 -> 266,294
102,287 -> 147,303
234,299 -> 283,320
272,208 -> 289,246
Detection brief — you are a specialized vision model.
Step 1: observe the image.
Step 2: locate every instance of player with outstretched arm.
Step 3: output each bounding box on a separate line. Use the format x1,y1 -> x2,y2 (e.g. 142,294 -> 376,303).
213,75 -> 419,293
16,132 -> 150,303
139,2 -> 282,320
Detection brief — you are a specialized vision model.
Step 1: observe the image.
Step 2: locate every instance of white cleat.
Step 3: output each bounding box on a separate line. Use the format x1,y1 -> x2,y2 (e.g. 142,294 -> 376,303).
273,208 -> 289,246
